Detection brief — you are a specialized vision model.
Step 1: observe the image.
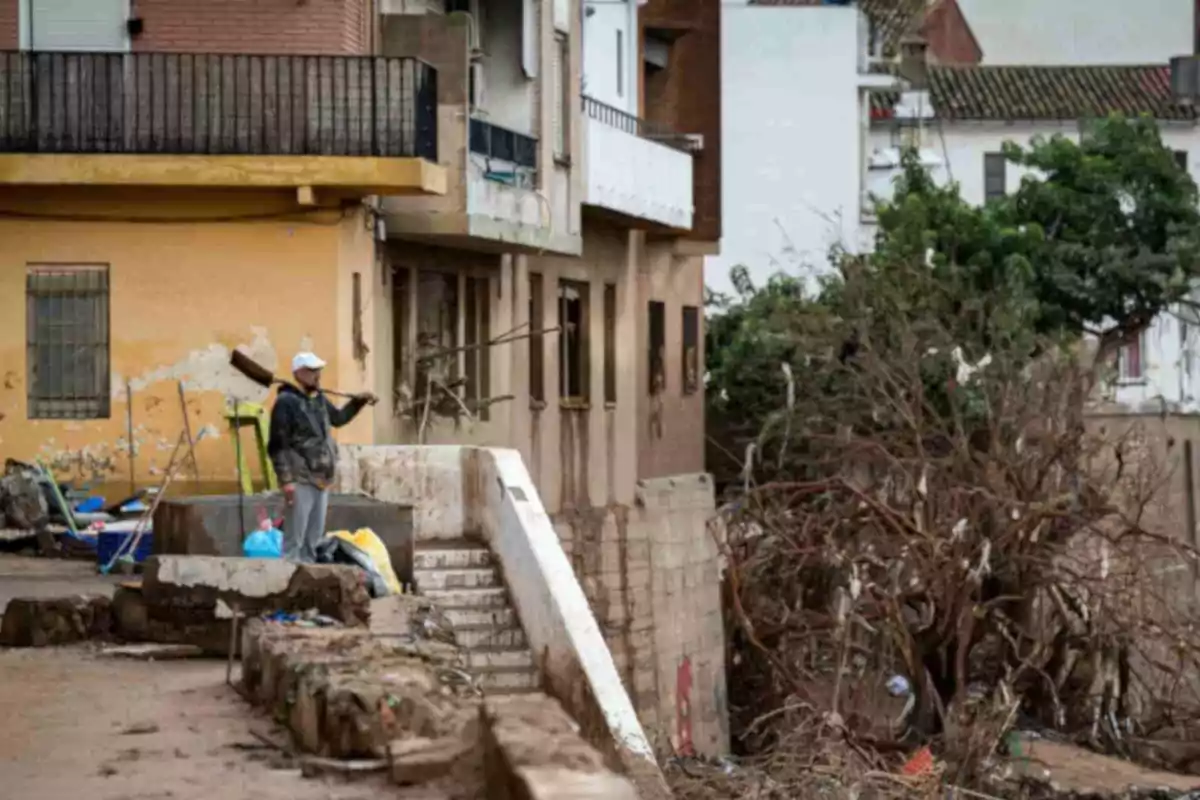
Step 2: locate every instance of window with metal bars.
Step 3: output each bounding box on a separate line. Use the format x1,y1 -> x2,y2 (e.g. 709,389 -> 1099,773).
983,152 -> 1006,201
682,305 -> 700,394
26,264 -> 111,420
559,279 -> 590,403
648,300 -> 665,395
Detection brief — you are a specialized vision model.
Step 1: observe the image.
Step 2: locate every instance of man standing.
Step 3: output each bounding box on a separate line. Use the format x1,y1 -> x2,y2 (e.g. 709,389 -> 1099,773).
267,352 -> 376,562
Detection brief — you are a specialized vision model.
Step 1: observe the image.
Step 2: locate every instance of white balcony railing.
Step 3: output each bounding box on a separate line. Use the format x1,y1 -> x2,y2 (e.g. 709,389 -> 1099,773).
582,96 -> 694,230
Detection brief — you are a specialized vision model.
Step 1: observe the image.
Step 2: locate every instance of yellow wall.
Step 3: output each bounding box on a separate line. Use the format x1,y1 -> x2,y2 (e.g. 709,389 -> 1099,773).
0,187 -> 377,492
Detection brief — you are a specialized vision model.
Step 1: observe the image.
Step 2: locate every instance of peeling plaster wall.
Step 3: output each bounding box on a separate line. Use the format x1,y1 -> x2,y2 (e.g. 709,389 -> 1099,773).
0,188 -> 378,488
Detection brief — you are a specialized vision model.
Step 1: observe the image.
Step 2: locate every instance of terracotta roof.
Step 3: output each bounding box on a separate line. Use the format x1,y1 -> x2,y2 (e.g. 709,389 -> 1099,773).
870,64 -> 1196,122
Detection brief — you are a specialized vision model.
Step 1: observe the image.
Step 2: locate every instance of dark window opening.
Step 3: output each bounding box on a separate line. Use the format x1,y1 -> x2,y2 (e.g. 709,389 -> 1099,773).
415,270 -> 459,400
1177,150 -> 1190,172
27,264 -> 111,420
682,304 -> 699,395
464,275 -> 491,421
393,265 -> 411,402
648,300 -> 665,395
603,283 -> 617,404
983,152 -> 1006,201
529,272 -> 544,404
559,280 -> 590,402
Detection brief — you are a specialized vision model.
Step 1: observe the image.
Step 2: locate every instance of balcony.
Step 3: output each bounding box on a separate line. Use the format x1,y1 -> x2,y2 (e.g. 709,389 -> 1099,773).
582,95 -> 695,231
0,50 -> 446,196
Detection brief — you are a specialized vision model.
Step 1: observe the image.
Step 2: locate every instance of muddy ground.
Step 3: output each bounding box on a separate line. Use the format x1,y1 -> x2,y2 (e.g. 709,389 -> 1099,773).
0,646 -> 405,800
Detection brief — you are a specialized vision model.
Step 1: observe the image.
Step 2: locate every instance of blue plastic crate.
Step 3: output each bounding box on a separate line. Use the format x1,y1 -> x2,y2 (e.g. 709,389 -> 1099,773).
96,529 -> 154,565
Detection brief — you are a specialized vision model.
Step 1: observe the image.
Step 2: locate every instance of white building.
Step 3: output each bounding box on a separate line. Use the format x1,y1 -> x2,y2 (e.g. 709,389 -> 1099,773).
719,0 -> 1200,408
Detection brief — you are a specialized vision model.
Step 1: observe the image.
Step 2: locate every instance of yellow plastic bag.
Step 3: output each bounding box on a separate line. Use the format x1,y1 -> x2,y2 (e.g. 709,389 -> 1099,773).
326,527 -> 402,596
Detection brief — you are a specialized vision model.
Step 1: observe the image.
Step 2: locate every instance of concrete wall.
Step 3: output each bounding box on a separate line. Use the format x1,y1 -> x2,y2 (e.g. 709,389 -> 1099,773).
584,115 -> 694,229
0,187 -> 377,489
714,2 -> 866,295
336,443 -> 729,760
553,473 -> 728,756
957,0 -> 1190,66
582,0 -> 639,113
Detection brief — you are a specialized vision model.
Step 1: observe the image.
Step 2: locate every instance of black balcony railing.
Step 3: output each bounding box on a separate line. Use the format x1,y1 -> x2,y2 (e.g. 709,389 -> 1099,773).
581,94 -> 694,154
0,50 -> 438,160
469,117 -> 537,169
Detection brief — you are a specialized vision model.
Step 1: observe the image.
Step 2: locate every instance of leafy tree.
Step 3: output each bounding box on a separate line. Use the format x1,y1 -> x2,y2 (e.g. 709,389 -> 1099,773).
706,114 -> 1200,488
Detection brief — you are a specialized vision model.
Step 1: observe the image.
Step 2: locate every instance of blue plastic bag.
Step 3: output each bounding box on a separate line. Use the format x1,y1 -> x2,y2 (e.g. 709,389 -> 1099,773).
243,527 -> 282,559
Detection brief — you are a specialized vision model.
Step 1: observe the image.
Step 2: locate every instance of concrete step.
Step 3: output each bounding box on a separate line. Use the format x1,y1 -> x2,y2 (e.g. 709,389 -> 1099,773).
414,567 -> 499,591
442,606 -> 517,628
452,624 -> 527,649
475,666 -> 542,692
414,540 -> 492,571
465,647 -> 535,671
425,587 -> 509,609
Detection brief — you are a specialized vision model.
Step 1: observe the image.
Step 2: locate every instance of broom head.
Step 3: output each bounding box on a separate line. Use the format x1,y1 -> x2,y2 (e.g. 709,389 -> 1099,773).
230,349 -> 276,388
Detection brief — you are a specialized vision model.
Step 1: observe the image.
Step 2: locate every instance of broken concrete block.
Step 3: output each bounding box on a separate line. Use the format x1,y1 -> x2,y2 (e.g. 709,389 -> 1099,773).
239,619 -> 477,760
389,736 -> 471,785
481,695 -> 607,775
142,556 -> 371,626
515,766 -> 639,800
0,595 -> 112,647
110,584 -> 235,655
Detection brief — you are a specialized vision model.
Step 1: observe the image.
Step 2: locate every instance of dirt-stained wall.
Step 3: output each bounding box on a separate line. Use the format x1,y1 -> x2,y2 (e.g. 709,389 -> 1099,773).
554,473 -> 728,757
0,187 -> 378,490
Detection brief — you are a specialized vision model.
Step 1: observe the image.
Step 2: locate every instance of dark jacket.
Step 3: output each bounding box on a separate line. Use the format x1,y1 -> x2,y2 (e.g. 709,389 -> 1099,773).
267,384 -> 368,489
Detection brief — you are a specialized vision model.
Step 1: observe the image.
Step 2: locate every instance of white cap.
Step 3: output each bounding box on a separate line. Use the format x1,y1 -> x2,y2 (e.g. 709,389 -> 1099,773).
291,351 -> 326,372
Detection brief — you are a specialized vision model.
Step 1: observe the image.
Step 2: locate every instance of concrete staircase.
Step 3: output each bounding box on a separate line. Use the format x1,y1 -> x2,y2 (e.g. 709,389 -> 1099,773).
413,539 -> 542,694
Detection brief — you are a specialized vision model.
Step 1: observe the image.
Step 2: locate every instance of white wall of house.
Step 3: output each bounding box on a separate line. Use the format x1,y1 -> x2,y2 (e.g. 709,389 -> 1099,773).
713,1 -> 870,297
958,0 -> 1192,66
480,0 -> 538,135
582,0 -> 639,113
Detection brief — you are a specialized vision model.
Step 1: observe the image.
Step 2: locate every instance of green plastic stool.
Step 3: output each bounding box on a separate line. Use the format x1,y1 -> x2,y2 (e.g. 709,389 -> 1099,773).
225,400 -> 278,494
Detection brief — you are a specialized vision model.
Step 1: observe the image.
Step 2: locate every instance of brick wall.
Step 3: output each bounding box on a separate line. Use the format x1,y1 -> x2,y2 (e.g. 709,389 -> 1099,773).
640,0 -> 722,245
555,474 -> 729,757
0,0 -> 17,49
923,0 -> 982,65
130,0 -> 372,55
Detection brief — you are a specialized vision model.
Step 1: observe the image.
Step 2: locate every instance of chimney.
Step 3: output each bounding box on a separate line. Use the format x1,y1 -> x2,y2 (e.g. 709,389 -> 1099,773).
898,33 -> 929,89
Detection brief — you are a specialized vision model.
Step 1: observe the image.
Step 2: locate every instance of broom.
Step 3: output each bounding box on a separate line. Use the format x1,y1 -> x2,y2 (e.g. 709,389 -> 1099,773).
230,349 -> 376,404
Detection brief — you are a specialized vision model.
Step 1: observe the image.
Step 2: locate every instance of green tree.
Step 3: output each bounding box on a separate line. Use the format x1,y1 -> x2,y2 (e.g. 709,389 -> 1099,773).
706,114 -> 1200,487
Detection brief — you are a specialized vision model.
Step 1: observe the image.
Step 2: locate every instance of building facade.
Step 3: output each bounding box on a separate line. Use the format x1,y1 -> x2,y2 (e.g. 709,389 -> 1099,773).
0,0 -> 727,756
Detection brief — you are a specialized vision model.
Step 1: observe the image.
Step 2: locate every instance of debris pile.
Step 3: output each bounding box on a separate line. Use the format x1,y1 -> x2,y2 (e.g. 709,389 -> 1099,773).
703,255 -> 1200,797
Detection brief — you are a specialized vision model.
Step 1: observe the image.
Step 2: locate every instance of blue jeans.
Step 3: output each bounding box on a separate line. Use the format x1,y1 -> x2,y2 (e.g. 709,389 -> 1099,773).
284,483 -> 328,563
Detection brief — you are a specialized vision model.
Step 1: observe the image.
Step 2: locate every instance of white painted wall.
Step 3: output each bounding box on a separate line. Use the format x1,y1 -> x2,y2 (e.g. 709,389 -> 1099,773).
582,0 -> 639,114
713,2 -> 869,296
584,115 -> 694,228
958,0 -> 1192,65
25,0 -> 130,51
480,0 -> 536,135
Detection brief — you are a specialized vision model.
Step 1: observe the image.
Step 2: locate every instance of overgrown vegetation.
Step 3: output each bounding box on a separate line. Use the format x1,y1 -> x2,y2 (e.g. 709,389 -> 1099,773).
699,115 -> 1200,796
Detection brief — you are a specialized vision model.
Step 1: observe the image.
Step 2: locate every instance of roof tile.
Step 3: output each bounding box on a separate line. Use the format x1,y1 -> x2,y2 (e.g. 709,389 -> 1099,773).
870,64 -> 1195,121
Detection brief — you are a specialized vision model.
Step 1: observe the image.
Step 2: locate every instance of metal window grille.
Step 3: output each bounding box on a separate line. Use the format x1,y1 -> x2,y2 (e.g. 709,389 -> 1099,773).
983,152 -> 1006,201
648,300 -> 665,394
558,280 -> 589,402
603,283 -> 616,405
26,264 -> 111,419
682,304 -> 700,395
0,51 -> 438,161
